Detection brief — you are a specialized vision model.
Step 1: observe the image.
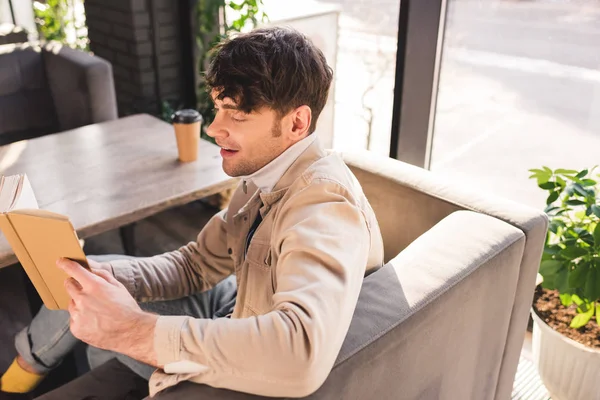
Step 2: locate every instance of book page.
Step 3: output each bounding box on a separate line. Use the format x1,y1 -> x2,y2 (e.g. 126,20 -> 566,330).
0,175 -> 20,212
12,174 -> 39,211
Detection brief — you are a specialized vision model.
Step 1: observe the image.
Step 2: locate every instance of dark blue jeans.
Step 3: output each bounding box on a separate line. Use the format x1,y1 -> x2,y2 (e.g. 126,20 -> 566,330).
15,255 -> 237,381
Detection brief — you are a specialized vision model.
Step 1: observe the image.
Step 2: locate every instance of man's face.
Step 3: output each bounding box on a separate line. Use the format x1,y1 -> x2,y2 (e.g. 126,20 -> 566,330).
206,94 -> 293,177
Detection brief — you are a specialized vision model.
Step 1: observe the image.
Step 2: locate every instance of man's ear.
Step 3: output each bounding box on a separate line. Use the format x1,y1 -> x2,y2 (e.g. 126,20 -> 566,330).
286,105 -> 312,140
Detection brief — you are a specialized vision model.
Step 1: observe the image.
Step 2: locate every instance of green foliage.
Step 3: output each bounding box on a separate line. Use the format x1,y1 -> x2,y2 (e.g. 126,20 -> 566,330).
33,0 -> 89,51
530,166 -> 600,329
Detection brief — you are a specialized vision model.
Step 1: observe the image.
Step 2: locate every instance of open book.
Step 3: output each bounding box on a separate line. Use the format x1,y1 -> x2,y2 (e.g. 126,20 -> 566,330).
0,174 -> 88,310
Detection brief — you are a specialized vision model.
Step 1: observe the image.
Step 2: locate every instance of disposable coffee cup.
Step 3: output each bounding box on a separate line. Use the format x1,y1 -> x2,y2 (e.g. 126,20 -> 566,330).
171,109 -> 203,162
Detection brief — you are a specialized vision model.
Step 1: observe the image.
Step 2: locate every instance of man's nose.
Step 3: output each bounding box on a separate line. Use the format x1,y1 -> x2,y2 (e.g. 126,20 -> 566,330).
206,114 -> 226,139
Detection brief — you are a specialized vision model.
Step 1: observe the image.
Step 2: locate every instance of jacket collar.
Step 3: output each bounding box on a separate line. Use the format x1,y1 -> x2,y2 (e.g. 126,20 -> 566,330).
259,137 -> 326,208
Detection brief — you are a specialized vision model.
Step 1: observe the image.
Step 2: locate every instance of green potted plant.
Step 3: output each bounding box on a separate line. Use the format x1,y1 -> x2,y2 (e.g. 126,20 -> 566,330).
529,166 -> 600,400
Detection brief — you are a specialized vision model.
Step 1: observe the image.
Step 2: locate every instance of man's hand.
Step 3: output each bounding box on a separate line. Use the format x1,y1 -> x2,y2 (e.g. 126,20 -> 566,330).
87,258 -> 114,275
57,258 -> 159,367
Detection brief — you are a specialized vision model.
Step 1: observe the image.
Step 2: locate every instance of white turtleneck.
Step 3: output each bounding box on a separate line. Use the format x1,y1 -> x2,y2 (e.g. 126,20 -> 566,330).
242,133 -> 317,194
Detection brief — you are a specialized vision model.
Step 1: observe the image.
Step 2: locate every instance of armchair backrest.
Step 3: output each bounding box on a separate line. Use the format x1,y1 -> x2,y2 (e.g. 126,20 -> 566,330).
0,43 -> 59,145
347,161 -> 462,263
0,41 -> 117,145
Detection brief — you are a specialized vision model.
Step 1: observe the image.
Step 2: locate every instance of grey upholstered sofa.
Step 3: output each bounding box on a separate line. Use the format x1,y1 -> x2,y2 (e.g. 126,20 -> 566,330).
0,41 -> 117,145
150,152 -> 548,399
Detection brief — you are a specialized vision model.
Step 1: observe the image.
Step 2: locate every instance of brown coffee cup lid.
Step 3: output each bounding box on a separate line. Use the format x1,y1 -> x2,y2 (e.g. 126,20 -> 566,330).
172,109 -> 203,124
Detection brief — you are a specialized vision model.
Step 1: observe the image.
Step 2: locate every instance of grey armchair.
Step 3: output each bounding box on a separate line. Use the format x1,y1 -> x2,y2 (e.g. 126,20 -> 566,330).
0,41 -> 117,145
151,152 -> 548,400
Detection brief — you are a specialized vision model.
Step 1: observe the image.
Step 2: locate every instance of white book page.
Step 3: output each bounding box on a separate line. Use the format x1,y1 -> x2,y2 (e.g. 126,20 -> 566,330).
12,174 -> 39,211
0,175 -> 19,212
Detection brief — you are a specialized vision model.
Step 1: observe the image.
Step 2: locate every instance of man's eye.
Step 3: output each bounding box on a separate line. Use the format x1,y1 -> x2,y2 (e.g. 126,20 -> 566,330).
231,115 -> 246,122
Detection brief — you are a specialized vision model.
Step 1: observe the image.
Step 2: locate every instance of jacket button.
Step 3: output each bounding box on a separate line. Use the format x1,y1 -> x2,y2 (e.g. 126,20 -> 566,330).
227,248 -> 232,255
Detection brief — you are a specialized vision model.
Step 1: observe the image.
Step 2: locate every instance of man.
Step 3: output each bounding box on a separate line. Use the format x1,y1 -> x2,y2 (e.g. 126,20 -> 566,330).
0,26 -> 384,399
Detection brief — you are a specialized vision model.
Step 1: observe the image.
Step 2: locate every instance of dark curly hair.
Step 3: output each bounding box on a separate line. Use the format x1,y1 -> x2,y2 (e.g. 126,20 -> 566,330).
205,26 -> 334,134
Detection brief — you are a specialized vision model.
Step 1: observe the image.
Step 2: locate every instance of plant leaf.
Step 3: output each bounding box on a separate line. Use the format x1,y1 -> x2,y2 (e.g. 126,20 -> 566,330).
544,245 -> 561,255
584,267 -> 600,301
531,168 -> 552,183
546,191 -> 559,205
572,293 -> 585,306
592,205 -> 600,219
560,246 -> 588,260
570,304 -> 594,328
529,168 -> 545,174
569,262 -> 590,289
539,182 -> 559,190
556,169 -> 578,175
566,199 -> 586,206
555,267 -> 569,293
566,185 -> 575,196
544,205 -> 561,214
541,273 -> 556,289
540,260 -> 562,289
594,223 -> 600,249
542,252 -> 556,262
563,237 -> 578,247
581,178 -> 597,187
580,232 -> 595,246
576,169 -> 589,179
539,260 -> 562,276
559,292 -> 573,307
573,184 -> 591,198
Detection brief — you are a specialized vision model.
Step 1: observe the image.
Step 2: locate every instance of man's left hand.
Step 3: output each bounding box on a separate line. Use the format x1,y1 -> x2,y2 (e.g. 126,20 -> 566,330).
58,258 -> 159,367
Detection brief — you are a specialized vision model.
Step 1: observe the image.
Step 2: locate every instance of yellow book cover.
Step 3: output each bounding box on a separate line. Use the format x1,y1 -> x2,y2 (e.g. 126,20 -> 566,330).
0,174 -> 88,310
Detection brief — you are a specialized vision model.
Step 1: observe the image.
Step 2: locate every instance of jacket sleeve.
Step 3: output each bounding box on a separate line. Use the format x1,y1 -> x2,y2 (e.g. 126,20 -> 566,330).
109,209 -> 234,302
151,179 -> 372,397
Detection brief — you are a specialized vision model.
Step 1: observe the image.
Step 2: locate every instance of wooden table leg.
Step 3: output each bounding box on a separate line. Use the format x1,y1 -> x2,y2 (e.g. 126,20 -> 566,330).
119,224 -> 136,256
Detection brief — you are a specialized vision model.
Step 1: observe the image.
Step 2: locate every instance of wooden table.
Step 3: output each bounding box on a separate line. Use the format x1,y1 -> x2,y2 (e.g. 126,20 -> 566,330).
0,114 -> 237,269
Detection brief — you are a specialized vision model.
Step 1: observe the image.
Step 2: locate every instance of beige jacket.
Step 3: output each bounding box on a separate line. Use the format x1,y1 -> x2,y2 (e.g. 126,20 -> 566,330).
110,140 -> 384,397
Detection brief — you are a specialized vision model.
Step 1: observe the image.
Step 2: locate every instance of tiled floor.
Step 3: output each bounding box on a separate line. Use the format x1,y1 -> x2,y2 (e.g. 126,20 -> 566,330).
513,357 -> 551,400
513,332 -> 551,400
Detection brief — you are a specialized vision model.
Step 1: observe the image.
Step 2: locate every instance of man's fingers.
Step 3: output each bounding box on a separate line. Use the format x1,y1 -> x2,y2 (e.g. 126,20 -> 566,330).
57,258 -> 101,289
87,258 -> 105,271
64,277 -> 83,300
68,298 -> 78,314
92,268 -> 119,286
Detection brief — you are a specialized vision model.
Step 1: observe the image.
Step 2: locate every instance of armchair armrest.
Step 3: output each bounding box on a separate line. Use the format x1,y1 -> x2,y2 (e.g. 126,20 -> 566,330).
312,210 -> 526,399
42,42 -> 117,131
341,151 -> 548,400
